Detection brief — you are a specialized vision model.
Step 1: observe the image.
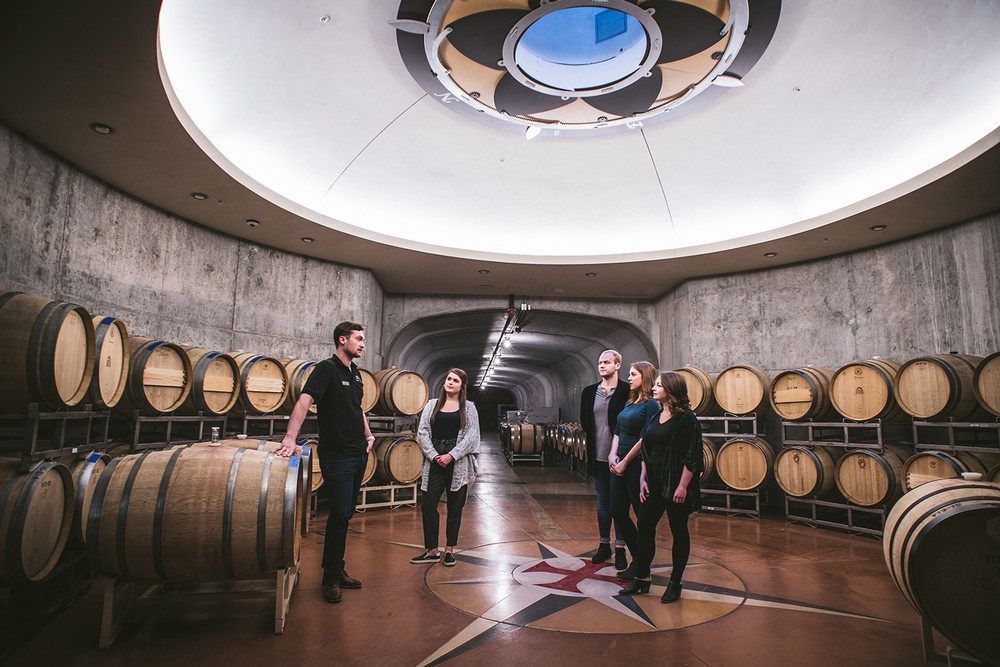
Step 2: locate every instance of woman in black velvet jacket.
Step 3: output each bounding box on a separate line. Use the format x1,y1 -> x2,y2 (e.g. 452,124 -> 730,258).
619,370 -> 703,603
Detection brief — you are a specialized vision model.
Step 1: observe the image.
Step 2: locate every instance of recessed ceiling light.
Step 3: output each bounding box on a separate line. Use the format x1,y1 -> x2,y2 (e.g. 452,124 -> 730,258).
764,252 -> 777,258
191,192 -> 208,200
89,122 -> 114,135
301,236 -> 314,243
246,219 -> 259,228
585,272 -> 597,277
478,269 -> 490,274
870,224 -> 887,232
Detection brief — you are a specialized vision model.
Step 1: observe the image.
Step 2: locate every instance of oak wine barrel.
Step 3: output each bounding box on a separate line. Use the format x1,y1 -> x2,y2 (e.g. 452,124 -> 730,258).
208,438 -> 314,537
117,337 -> 192,415
374,435 -> 423,485
834,444 -> 911,507
894,354 -> 985,420
61,451 -> 111,546
675,366 -> 715,415
883,479 -> 1000,665
773,445 -> 841,498
281,358 -> 318,414
230,352 -> 289,415
0,459 -> 73,584
180,347 -> 240,415
359,368 -> 378,414
700,437 -> 718,483
901,450 -> 1000,492
973,352 -> 1000,417
714,365 -> 770,415
715,436 -> 775,491
88,315 -> 129,409
374,368 -> 429,416
0,292 -> 95,411
87,445 -> 302,582
770,366 -> 835,421
830,358 -> 905,422
510,423 -> 543,455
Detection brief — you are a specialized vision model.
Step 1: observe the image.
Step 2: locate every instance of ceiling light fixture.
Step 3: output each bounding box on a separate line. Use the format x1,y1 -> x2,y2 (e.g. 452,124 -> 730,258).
301,236 -> 314,243
89,122 -> 114,135
870,224 -> 887,232
478,269 -> 490,274
585,272 -> 597,277
246,219 -> 259,227
190,192 -> 208,200
764,252 -> 777,258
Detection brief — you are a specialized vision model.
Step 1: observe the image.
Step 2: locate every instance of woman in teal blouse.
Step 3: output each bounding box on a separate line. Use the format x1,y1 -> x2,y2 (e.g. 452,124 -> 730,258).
608,360 -> 659,575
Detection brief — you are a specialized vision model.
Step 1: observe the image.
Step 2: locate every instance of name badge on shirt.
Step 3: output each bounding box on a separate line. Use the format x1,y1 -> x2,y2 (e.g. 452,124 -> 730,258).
342,380 -> 351,386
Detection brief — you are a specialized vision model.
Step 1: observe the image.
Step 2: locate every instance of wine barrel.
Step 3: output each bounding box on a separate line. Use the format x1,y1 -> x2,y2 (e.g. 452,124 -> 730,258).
230,353 -> 289,415
987,462 -> 1000,484
88,315 -> 129,409
716,436 -> 775,490
700,437 -> 718,483
179,347 -> 240,416
87,445 -> 301,582
714,365 -> 770,415
675,366 -> 715,415
830,358 -> 905,422
0,292 -> 95,411
117,337 -> 192,415
208,438 -> 313,537
510,423 -> 543,455
770,367 -> 835,421
374,368 -> 429,416
0,459 -> 73,584
883,479 -> 1000,666
359,368 -> 378,414
834,444 -> 911,507
374,435 -> 423,484
894,354 -> 985,420
281,358 -> 318,415
973,352 -> 1000,417
773,445 -> 841,498
902,450 -> 1000,492
61,451 -> 111,546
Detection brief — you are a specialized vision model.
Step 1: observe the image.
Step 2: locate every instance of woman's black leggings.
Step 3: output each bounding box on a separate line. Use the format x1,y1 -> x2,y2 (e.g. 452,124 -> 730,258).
632,476 -> 692,581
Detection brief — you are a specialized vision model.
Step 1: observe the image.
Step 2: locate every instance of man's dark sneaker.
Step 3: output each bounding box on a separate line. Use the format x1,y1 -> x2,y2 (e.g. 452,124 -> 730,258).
410,551 -> 441,564
443,552 -> 457,567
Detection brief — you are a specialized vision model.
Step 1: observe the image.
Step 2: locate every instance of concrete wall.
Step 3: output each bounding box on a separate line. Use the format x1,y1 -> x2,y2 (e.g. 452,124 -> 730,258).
656,212 -> 1000,377
0,124 -> 385,364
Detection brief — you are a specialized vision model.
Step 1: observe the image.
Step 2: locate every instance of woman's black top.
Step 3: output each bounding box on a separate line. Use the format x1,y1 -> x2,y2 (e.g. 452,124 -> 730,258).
640,409 -> 704,510
431,409 -> 461,442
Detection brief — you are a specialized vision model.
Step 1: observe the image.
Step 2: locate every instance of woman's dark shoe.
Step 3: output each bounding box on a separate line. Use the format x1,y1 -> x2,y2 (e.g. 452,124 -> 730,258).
616,564 -> 636,581
614,547 -> 628,570
661,580 -> 683,603
591,543 -> 612,564
618,578 -> 651,595
410,551 -> 441,564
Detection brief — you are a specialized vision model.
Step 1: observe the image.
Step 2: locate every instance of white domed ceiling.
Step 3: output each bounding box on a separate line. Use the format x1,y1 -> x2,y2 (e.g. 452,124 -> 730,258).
157,0 -> 1000,265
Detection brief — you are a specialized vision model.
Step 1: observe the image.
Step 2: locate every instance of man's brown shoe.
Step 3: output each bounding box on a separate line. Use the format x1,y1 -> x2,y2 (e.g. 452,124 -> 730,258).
339,570 -> 362,589
322,581 -> 342,603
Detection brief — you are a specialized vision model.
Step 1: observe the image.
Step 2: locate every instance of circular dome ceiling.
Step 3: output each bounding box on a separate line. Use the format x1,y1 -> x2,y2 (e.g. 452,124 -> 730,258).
156,0 -> 1000,264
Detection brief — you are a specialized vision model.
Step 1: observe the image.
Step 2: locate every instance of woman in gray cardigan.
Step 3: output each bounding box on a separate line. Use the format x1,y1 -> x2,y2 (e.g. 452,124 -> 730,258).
409,368 -> 480,566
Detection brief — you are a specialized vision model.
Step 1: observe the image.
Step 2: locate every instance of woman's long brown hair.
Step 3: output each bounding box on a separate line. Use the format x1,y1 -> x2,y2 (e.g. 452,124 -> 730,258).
659,370 -> 692,414
628,361 -> 657,405
430,367 -> 467,429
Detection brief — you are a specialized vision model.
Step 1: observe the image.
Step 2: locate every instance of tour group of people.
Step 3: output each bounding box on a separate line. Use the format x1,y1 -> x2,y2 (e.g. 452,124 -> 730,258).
277,322 -> 702,605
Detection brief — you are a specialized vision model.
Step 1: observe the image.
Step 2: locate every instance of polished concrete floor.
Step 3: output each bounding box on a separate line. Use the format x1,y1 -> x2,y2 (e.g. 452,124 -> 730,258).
6,433 -> 936,667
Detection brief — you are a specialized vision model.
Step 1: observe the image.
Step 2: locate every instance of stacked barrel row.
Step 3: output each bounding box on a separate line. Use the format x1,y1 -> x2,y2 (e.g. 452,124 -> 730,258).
0,438 -> 311,587
677,352 -> 1000,502
678,353 -> 1000,422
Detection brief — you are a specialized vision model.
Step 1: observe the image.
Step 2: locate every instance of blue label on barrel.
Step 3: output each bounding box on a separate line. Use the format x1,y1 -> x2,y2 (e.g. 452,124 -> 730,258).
289,457 -> 300,468
87,452 -> 102,462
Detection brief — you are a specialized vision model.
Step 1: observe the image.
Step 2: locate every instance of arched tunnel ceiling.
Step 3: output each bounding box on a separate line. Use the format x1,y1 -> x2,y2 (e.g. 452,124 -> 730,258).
384,309 -> 659,406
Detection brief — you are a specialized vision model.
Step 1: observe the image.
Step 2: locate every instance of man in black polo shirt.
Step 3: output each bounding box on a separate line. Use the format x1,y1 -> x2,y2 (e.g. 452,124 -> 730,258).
278,321 -> 375,603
